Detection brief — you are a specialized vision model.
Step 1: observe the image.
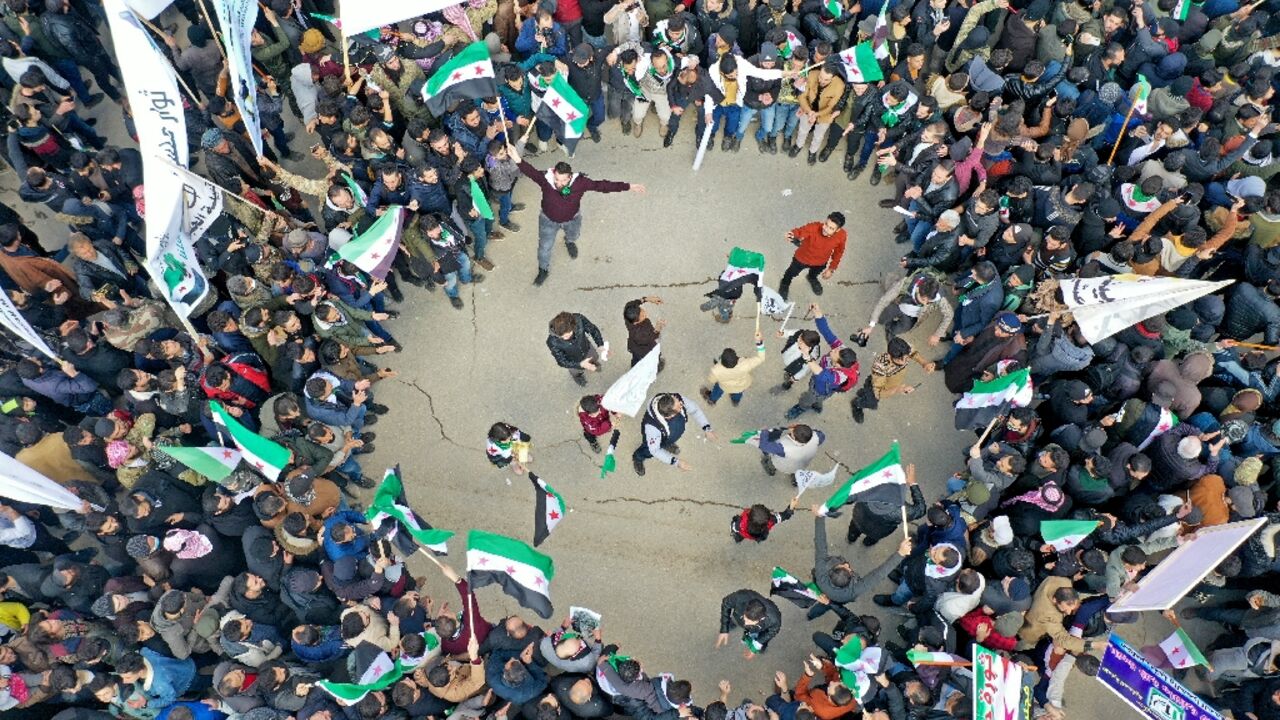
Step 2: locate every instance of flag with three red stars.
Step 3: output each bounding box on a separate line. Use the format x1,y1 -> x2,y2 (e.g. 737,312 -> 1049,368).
209,401 -> 291,481
160,445 -> 243,483
533,74 -> 590,153
818,442 -> 906,517
328,205 -> 405,280
466,529 -> 556,618
422,41 -> 498,117
530,473 -> 566,547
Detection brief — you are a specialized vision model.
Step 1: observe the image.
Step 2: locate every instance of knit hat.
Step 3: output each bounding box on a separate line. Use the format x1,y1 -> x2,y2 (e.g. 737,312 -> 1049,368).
1097,198 -> 1122,219
995,312 -> 1022,333
287,569 -> 321,594
1080,427 -> 1108,455
962,26 -> 990,50
759,42 -> 779,62
1182,506 -> 1204,525
949,138 -> 973,161
284,229 -> 312,251
126,535 -> 157,559
966,481 -> 991,506
1010,223 -> 1033,243
717,24 -> 739,46
91,594 -> 114,618
990,515 -> 1013,546
1006,577 -> 1030,601
1167,306 -> 1199,331
1228,486 -> 1259,518
1024,0 -> 1051,20
572,43 -> 593,64
1235,457 -> 1263,486
187,24 -> 212,46
1177,436 -> 1202,459
1066,381 -> 1091,401
300,28 -> 326,54
93,417 -> 117,439
1152,381 -> 1177,408
106,440 -> 132,468
1099,82 -> 1123,105
200,128 -> 224,150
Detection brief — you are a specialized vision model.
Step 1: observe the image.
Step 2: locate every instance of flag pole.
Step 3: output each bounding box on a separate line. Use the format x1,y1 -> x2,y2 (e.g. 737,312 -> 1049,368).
974,415 -> 1000,449
194,0 -> 229,64
1232,341 -> 1279,351
1106,99 -> 1138,165
900,504 -> 910,540
338,0 -> 351,83
133,15 -> 208,110
755,301 -> 761,336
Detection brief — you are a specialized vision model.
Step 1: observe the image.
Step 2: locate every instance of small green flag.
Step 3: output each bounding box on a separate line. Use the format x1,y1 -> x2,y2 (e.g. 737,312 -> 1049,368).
730,430 -> 760,444
470,177 -> 494,221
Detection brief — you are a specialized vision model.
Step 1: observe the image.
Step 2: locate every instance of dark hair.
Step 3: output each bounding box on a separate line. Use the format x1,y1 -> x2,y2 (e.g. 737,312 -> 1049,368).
720,348 -> 739,368
743,599 -> 767,622
117,651 -> 146,675
1120,546 -> 1148,565
827,211 -> 846,228
579,395 -> 600,413
792,424 -> 813,443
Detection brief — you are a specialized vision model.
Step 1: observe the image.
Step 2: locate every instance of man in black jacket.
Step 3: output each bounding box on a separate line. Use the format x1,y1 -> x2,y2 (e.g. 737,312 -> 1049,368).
568,43 -> 607,143
716,589 -> 782,658
546,311 -> 607,386
40,0 -> 122,102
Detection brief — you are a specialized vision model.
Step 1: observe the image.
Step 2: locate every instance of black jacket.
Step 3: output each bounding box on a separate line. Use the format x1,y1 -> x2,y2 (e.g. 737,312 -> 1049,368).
718,589 -> 781,650
546,314 -> 604,368
1223,282 -> 1280,346
40,10 -> 109,67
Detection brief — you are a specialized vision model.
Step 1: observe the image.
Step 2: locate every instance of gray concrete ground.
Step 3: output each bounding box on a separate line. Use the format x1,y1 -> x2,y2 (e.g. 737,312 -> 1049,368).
3,33 -> 1193,713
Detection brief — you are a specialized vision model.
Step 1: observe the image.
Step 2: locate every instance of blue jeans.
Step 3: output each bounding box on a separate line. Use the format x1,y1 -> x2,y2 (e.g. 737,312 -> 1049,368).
905,202 -> 932,250
442,252 -> 474,298
708,383 -> 743,404
1205,181 -> 1233,208
583,31 -> 606,49
50,59 -> 93,102
774,103 -> 800,139
587,93 -> 605,130
889,577 -> 912,606
711,105 -> 741,138
737,105 -> 777,140
856,129 -> 881,168
496,190 -> 514,225
945,475 -> 967,494
465,216 -> 492,261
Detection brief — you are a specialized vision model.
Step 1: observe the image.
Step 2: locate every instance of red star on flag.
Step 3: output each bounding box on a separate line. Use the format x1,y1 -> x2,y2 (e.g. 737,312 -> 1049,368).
566,112 -> 578,121
222,450 -> 234,459
881,469 -> 895,478
549,510 -> 560,520
842,53 -> 854,63
551,98 -> 561,107
534,577 -> 546,587
369,252 -> 381,259
452,71 -> 463,80
506,565 -> 517,574
475,66 -> 486,75
253,460 -> 264,469
476,556 -> 489,566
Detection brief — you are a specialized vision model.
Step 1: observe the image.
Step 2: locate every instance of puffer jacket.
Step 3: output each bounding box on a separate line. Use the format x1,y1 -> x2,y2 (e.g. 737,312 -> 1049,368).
546,314 -> 604,368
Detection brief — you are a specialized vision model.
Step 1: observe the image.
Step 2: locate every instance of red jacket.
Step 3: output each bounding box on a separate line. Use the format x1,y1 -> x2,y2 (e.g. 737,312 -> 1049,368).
578,396 -> 613,437
958,609 -> 1018,651
201,353 -> 271,409
791,221 -> 847,272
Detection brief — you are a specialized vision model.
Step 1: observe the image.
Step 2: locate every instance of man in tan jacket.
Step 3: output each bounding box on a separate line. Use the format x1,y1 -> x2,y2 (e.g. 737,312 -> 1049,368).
790,62 -> 846,165
701,332 -> 766,406
1017,576 -> 1091,655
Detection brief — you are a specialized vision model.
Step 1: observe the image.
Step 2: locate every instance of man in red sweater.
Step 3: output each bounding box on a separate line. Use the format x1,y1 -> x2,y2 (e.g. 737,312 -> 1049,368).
780,212 -> 847,301
511,144 -> 646,286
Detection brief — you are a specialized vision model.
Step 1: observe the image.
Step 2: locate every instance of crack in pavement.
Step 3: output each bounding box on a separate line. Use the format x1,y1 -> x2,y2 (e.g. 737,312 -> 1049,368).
398,379 -> 485,451
574,276 -> 716,291
591,495 -> 743,510
544,437 -> 597,464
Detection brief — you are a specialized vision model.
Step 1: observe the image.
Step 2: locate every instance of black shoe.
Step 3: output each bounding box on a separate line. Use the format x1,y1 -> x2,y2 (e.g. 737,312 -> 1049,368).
808,277 -> 823,296
499,219 -> 522,232
533,268 -> 549,286
869,170 -> 882,186
757,137 -> 769,154
731,396 -> 740,406
387,284 -> 404,303
843,154 -> 855,173
778,284 -> 790,301
893,221 -> 907,235
731,136 -> 742,152
82,92 -> 106,108
851,403 -> 865,424
354,443 -> 376,455
450,296 -> 464,309
566,243 -> 579,259
573,373 -> 588,387
788,145 -> 802,158
621,118 -> 632,134
862,536 -> 879,547
351,473 -> 378,487
663,131 -> 675,148
699,387 -> 716,406
818,147 -> 833,163
363,414 -> 379,427
587,436 -> 602,453
360,432 -> 378,442
848,164 -> 864,180
761,455 -> 777,476
633,458 -> 646,476
721,135 -> 733,151
368,402 -> 390,414
767,136 -> 778,154
873,594 -> 897,608
807,152 -> 818,166
662,443 -> 680,455
846,531 -> 862,543
589,127 -> 601,143
879,198 -> 898,208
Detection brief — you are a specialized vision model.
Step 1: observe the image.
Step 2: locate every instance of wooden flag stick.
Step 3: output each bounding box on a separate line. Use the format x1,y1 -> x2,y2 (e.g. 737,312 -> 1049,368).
337,0 -> 351,82
1106,97 -> 1138,165
974,415 -> 1001,449
133,15 -> 207,109
755,301 -> 762,335
194,0 -> 229,64
1233,341 -> 1279,351
900,504 -> 910,540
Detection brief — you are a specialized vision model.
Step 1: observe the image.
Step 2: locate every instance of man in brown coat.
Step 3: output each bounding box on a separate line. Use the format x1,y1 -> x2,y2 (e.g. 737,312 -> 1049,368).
790,62 -> 845,164
1017,576 -> 1090,654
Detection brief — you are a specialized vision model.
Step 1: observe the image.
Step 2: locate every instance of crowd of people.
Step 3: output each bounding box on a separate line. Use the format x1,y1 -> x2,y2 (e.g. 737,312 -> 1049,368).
0,0 -> 1278,719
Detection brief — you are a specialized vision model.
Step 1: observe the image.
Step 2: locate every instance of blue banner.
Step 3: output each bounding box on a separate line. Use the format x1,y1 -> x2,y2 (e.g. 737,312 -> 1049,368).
1097,634 -> 1223,720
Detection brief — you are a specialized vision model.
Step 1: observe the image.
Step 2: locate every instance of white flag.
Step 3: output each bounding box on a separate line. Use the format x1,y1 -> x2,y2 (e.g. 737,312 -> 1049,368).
123,0 -> 175,18
341,0 -> 458,34
140,157 -> 213,319
760,285 -> 794,318
1060,274 -> 1233,344
211,0 -> 264,156
0,290 -> 58,360
0,451 -> 88,511
601,345 -> 660,417
173,163 -> 224,241
795,464 -> 840,496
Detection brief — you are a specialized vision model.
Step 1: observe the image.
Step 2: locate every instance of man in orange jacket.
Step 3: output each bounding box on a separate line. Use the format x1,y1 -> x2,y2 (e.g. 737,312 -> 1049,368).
780,212 -> 848,301
790,655 -> 858,720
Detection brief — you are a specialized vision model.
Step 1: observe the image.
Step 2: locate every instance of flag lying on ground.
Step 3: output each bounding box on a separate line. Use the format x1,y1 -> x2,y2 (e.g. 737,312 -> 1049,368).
819,442 -> 906,517
1159,627 -> 1208,669
1060,275 -> 1233,344
366,466 -> 453,555
730,430 -> 760,444
953,367 -> 1033,430
1040,519 -> 1100,552
533,74 -> 590,154
770,566 -> 822,608
210,401 -> 291,481
1132,73 -> 1152,115
161,446 -> 242,483
838,42 -> 884,83
721,247 -> 766,283
760,285 -> 793,317
467,529 -> 555,618
531,473 -> 566,547
423,41 -> 498,117
328,205 -> 404,280
317,648 -> 404,704
599,430 -> 621,478
795,464 -> 840,496
602,345 -> 660,417
470,177 -> 494,220
907,650 -> 971,667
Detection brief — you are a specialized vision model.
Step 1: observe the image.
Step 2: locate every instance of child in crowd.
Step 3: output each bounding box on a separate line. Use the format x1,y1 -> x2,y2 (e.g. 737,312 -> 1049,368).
486,422 -> 532,474
730,499 -> 797,543
576,395 -> 615,452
